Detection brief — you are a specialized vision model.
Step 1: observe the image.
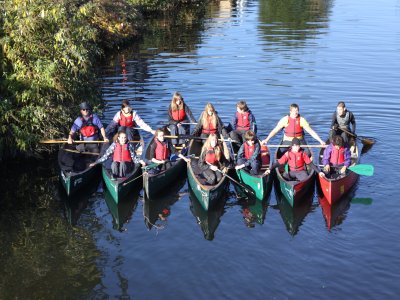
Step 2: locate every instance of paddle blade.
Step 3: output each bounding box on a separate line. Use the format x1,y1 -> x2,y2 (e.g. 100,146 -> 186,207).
360,137 -> 376,146
351,198 -> 373,205
349,164 -> 374,176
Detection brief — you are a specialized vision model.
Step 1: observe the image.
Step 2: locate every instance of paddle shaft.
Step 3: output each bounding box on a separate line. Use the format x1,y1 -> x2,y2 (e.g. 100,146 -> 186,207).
122,173 -> 144,186
164,135 -> 239,144
266,144 -> 326,148
63,149 -> 99,156
40,140 -> 140,144
340,128 -> 375,145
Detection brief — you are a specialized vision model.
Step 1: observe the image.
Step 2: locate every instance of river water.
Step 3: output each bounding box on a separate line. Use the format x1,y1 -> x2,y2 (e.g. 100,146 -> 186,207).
1,0 -> 399,298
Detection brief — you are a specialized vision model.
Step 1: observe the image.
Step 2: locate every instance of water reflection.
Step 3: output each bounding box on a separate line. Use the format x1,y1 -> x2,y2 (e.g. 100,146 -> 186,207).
239,197 -> 270,227
143,177 -> 186,231
104,187 -> 141,231
189,187 -> 227,240
275,185 -> 315,236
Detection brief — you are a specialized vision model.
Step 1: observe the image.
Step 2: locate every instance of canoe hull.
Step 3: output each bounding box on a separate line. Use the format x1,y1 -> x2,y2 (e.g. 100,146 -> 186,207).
236,169 -> 272,201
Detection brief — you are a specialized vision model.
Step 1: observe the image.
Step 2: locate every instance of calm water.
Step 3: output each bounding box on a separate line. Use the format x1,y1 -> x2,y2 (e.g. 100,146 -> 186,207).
1,0 -> 400,298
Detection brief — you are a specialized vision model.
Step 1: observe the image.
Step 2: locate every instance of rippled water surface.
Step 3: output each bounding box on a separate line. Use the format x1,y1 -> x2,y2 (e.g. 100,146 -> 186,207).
1,0 -> 400,298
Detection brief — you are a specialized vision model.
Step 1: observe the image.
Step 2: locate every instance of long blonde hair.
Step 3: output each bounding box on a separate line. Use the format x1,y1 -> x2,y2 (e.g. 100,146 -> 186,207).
201,103 -> 217,129
170,92 -> 184,111
201,134 -> 222,161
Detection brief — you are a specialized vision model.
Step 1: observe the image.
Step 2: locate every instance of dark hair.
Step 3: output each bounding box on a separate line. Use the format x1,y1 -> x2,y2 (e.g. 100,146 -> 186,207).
244,130 -> 256,141
332,135 -> 344,147
290,103 -> 299,110
121,99 -> 130,109
237,100 -> 249,112
337,101 -> 346,108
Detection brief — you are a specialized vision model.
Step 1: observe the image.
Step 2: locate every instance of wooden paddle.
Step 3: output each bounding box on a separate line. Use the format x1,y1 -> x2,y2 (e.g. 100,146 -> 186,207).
40,139 -> 140,144
122,173 -> 144,186
266,144 -> 327,148
164,135 -> 239,144
206,162 -> 256,197
63,149 -> 99,156
340,128 -> 375,146
348,164 -> 374,176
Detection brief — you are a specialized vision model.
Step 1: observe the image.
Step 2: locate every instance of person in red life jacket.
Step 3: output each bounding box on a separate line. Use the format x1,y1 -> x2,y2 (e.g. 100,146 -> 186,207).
261,103 -> 325,156
235,130 -> 261,175
266,138 -> 324,181
229,100 -> 257,144
167,92 -> 197,146
330,101 -> 356,144
105,99 -> 155,141
198,134 -> 229,185
191,103 -> 228,140
146,129 -> 189,174
321,135 -> 351,179
67,102 -> 109,153
90,130 -> 144,178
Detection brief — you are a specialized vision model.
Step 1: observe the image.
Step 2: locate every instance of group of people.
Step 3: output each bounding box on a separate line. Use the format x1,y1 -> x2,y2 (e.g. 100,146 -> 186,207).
67,92 -> 357,183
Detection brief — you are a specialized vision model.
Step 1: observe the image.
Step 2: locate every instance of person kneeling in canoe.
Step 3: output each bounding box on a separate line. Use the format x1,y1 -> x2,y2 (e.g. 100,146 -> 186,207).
265,138 -> 324,180
228,100 -> 257,144
235,130 -> 261,175
321,135 -> 351,179
147,129 -> 190,174
191,103 -> 228,139
89,130 -> 144,178
198,134 -> 229,185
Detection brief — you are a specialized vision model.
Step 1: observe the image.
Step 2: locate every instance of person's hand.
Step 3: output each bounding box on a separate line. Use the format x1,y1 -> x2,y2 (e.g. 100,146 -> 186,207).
235,164 -> 245,170
222,167 -> 228,174
261,138 -> 268,145
319,171 -> 325,178
139,160 -> 146,166
264,168 -> 271,175
323,165 -> 330,173
67,136 -> 73,144
340,166 -> 347,174
89,163 -> 96,167
320,140 -> 326,146
177,123 -> 181,128
332,124 -> 338,130
150,130 -> 156,135
103,137 -> 109,143
210,165 -> 218,171
158,160 -> 165,164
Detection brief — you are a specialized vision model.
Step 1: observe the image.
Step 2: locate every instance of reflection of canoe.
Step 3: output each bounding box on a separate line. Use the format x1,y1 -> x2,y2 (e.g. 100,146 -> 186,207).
143,128 -> 187,198
102,137 -> 144,204
317,140 -> 360,205
235,143 -> 272,201
274,141 -> 315,207
143,177 -> 186,230
104,186 -> 140,231
187,139 -> 232,211
58,143 -> 106,196
243,198 -> 270,226
276,185 -> 314,236
189,186 -> 227,240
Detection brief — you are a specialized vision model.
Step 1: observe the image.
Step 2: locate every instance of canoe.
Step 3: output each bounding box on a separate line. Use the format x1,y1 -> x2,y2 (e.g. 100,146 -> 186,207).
143,127 -> 187,198
104,186 -> 140,231
58,143 -> 106,196
317,139 -> 360,205
235,143 -> 273,201
189,186 -> 227,240
102,137 -> 144,204
274,141 -> 316,207
187,138 -> 233,211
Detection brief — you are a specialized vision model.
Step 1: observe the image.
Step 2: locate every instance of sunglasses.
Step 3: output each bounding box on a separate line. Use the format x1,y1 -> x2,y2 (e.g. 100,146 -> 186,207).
81,109 -> 89,111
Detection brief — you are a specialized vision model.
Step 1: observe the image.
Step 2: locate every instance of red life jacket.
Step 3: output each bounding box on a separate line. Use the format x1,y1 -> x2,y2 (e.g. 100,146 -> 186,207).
171,108 -> 186,122
154,138 -> 170,161
244,142 -> 257,160
80,115 -> 98,138
113,143 -> 132,162
329,146 -> 345,165
236,111 -> 250,131
205,147 -> 218,165
260,144 -> 270,166
119,111 -> 135,128
284,115 -> 303,138
202,115 -> 217,134
286,150 -> 306,171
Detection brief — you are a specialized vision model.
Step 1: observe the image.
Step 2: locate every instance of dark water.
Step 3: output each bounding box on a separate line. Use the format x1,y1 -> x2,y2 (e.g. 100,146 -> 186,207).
1,0 -> 400,298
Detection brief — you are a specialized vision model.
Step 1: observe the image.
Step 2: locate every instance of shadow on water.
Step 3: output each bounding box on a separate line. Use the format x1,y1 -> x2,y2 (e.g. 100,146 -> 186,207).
143,177 -> 187,231
0,159 -> 101,299
104,186 -> 141,232
189,186 -> 227,241
273,185 -> 316,236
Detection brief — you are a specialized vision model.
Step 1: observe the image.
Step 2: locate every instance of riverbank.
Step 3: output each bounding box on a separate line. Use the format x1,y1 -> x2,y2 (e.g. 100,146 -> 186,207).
0,0 -> 209,161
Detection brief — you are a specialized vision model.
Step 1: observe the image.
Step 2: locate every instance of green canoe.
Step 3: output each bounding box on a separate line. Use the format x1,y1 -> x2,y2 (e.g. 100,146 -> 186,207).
236,168 -> 273,201
187,138 -> 232,211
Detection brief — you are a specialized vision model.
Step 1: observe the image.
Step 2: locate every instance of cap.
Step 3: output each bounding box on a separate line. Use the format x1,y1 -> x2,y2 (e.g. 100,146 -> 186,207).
291,138 -> 301,146
79,102 -> 91,110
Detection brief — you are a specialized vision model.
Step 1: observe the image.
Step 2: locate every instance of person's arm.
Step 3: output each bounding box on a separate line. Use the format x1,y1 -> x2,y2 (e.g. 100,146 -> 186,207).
349,111 -> 356,134
302,117 -> 325,145
68,118 -> 82,144
321,145 -> 332,166
343,146 -> 352,167
265,153 -> 288,174
168,105 -> 177,124
191,113 -> 203,136
93,115 -> 109,142
128,144 -> 139,163
231,114 -> 237,131
330,111 -> 337,129
184,104 -> 197,123
262,116 -> 285,144
197,150 -> 209,171
92,143 -> 115,165
216,114 -> 228,138
250,111 -> 257,133
133,111 -> 154,134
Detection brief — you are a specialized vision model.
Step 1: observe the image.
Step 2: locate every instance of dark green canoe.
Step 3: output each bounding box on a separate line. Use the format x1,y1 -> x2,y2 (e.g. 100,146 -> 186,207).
236,168 -> 273,201
187,138 -> 232,211
102,138 -> 144,204
58,143 -> 104,196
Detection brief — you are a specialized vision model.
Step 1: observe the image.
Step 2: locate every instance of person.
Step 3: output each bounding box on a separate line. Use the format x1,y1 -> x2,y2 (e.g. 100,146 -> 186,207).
321,135 -> 351,179
146,129 -> 190,174
261,103 -> 325,156
167,92 -> 197,146
67,102 -> 109,153
265,138 -> 324,181
198,134 -> 229,185
105,99 -> 155,141
235,130 -> 261,175
330,101 -> 356,144
229,100 -> 257,144
192,103 -> 228,139
89,130 -> 144,178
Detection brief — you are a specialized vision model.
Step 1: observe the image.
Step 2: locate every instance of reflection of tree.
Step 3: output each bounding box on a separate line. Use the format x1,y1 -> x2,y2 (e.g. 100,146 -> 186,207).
0,160 -> 101,298
259,0 -> 331,46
